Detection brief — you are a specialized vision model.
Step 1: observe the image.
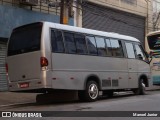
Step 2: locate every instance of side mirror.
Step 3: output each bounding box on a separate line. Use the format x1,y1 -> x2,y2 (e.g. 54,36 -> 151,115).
145,52 -> 149,58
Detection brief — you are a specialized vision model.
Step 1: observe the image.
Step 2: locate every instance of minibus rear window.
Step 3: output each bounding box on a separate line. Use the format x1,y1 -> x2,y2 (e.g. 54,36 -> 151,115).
8,23 -> 42,56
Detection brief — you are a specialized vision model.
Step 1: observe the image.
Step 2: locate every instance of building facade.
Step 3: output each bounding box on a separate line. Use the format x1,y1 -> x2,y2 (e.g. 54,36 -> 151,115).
75,0 -> 153,45
0,0 -> 73,91
153,0 -> 160,30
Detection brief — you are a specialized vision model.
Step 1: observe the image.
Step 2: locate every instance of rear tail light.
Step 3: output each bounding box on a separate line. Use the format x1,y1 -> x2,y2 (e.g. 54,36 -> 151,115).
40,57 -> 48,67
6,63 -> 8,74
5,63 -> 9,80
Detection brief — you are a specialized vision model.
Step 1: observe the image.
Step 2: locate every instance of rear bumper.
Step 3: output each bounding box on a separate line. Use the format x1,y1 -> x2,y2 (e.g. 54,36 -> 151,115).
8,79 -> 48,93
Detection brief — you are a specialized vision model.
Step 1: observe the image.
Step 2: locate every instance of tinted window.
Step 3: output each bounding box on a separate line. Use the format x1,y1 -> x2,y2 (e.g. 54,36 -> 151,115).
86,36 -> 97,55
105,38 -> 112,56
110,39 -> 124,57
147,34 -> 160,50
64,32 -> 76,54
51,30 -> 64,53
125,42 -> 135,58
95,37 -> 107,56
74,33 -> 87,54
8,23 -> 42,56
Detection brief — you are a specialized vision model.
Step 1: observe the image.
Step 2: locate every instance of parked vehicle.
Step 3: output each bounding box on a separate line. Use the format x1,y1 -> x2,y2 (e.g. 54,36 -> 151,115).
145,31 -> 160,85
6,22 -> 151,102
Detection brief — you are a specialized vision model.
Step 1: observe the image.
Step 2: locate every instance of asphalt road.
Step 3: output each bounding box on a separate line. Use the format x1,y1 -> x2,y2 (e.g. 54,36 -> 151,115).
1,91 -> 160,120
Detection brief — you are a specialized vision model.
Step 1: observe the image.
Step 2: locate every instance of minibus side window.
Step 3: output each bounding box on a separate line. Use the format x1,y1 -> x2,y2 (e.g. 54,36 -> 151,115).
64,32 -> 76,54
51,30 -> 64,53
105,38 -> 112,56
74,33 -> 88,54
86,36 -> 98,55
110,39 -> 124,57
125,42 -> 135,59
135,44 -> 147,61
95,37 -> 107,56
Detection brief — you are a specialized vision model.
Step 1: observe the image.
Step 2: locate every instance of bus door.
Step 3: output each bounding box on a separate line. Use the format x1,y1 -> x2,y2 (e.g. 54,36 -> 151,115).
125,42 -> 138,88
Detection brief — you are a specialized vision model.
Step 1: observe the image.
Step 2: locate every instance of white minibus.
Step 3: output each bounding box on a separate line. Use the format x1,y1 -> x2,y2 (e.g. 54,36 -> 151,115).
6,22 -> 151,102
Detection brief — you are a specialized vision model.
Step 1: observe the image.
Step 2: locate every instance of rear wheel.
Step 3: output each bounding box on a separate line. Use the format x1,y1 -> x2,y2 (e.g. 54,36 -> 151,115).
78,81 -> 99,102
133,78 -> 146,95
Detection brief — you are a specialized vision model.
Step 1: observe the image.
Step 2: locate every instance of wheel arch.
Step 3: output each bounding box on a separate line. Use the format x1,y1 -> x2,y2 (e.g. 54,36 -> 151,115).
138,74 -> 149,87
84,74 -> 102,90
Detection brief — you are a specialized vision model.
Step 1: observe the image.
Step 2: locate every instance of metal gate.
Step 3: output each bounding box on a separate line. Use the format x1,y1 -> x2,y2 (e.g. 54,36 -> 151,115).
82,2 -> 145,45
0,42 -> 8,91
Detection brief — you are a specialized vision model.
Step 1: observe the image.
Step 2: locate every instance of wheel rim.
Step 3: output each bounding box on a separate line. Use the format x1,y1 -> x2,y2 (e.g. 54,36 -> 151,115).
88,84 -> 98,99
142,82 -> 146,91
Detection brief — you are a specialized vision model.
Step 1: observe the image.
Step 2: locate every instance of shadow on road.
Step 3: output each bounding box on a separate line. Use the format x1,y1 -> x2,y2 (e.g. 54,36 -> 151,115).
0,91 -> 152,110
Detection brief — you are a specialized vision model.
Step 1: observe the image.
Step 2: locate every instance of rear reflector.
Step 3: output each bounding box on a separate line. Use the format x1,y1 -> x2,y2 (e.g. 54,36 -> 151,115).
40,57 -> 48,67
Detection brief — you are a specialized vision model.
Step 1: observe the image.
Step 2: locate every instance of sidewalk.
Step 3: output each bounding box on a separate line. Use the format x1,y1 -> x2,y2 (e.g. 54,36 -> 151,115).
0,91 -> 78,106
0,92 -> 37,106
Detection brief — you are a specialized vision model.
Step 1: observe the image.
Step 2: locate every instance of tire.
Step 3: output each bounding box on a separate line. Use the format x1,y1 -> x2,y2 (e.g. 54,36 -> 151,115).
78,81 -> 99,102
133,79 -> 146,95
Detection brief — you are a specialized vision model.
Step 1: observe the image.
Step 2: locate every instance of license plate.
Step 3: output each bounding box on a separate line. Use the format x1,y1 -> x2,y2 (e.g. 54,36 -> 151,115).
19,83 -> 29,88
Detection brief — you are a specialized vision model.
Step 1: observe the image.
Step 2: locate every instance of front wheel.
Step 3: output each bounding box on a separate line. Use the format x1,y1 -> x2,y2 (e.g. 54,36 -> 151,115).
133,79 -> 146,95
78,81 -> 99,102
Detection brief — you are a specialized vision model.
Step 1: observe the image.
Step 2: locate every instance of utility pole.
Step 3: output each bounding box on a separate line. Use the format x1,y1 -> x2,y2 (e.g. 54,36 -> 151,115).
73,0 -> 82,27
145,0 -> 149,33
60,0 -> 69,24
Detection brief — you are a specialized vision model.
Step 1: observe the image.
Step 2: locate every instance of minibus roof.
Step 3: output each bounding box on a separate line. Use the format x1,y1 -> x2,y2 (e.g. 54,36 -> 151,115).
46,22 -> 140,42
16,21 -> 140,42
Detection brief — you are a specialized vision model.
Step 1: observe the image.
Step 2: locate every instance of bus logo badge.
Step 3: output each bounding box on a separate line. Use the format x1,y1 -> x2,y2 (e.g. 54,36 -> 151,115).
2,112 -> 11,117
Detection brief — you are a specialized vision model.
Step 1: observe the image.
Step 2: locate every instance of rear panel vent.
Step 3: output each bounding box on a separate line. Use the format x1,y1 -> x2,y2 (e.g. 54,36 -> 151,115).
102,80 -> 111,87
112,79 -> 119,87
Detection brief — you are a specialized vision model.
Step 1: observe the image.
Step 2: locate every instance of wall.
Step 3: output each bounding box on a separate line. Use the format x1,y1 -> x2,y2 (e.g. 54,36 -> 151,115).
0,4 -> 73,38
87,0 -> 147,17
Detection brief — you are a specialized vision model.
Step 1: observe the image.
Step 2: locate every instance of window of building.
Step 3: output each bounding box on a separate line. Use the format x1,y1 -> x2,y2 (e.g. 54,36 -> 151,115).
153,0 -> 160,13
64,32 -> 76,54
95,37 -> 107,56
121,0 -> 137,6
125,42 -> 135,58
51,30 -> 64,53
74,33 -> 88,54
110,39 -> 124,57
0,0 -> 61,15
86,36 -> 97,55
